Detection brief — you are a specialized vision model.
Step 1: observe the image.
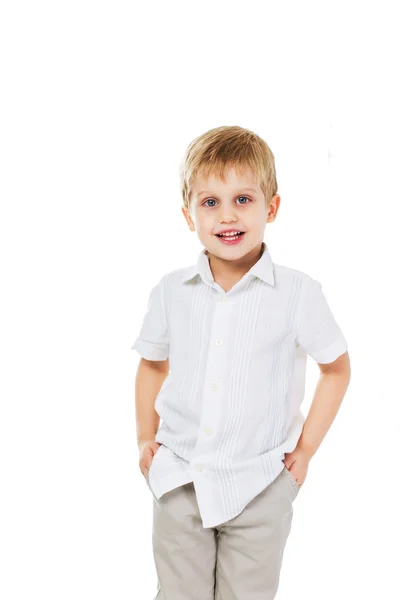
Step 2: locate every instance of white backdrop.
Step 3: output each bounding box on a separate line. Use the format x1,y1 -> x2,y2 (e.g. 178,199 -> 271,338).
1,1 -> 399,599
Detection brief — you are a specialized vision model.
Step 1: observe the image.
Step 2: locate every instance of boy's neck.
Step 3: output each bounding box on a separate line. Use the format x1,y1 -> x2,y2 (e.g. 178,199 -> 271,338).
205,242 -> 265,290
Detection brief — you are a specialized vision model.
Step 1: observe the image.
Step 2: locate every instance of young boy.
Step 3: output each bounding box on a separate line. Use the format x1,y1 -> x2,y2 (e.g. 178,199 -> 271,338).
132,125 -> 351,600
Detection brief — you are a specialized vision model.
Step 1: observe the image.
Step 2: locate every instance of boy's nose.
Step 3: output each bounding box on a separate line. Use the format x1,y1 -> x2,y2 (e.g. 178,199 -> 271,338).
218,215 -> 239,223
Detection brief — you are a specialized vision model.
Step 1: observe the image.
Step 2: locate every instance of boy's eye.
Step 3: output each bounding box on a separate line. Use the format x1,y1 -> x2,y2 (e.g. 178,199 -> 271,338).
203,196 -> 251,207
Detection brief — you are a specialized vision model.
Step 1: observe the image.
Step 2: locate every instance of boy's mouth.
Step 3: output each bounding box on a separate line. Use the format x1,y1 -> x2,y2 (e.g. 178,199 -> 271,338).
215,231 -> 245,244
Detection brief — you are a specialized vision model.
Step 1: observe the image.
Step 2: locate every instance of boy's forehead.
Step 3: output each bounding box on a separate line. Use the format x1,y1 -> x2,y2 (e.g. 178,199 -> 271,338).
192,165 -> 260,196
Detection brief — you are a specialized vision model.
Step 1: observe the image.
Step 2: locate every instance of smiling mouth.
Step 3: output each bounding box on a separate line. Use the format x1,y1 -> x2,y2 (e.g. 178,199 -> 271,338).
215,232 -> 245,238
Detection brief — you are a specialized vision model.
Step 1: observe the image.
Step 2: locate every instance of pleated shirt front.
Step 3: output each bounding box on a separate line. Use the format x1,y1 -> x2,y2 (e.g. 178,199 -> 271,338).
131,242 -> 348,528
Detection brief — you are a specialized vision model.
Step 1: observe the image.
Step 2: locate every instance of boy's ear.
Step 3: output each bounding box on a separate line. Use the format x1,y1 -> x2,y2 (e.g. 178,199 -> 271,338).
267,194 -> 281,223
181,206 -> 195,231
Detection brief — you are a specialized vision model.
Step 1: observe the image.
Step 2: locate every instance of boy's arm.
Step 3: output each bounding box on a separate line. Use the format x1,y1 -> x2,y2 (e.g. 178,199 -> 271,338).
296,351 -> 351,459
135,357 -> 169,446
131,274 -> 170,447
285,278 -> 350,485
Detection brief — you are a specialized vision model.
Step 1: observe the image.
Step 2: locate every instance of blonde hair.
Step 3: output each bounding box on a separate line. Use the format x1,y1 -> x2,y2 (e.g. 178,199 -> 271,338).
180,125 -> 278,212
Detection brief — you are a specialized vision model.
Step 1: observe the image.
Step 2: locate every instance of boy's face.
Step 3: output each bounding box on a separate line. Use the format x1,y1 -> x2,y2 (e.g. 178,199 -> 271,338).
182,165 -> 280,260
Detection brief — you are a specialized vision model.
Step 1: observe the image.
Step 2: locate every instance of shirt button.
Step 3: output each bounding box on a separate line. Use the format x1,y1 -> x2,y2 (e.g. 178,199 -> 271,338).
204,427 -> 213,435
211,382 -> 218,391
195,464 -> 204,472
215,339 -> 223,345
220,295 -> 227,302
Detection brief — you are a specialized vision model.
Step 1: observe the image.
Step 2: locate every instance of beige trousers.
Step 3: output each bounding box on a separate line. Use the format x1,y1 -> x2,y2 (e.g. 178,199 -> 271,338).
149,466 -> 300,599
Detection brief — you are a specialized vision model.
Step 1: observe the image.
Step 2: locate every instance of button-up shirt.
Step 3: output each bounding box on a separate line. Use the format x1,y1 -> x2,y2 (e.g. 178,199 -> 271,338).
131,242 -> 348,528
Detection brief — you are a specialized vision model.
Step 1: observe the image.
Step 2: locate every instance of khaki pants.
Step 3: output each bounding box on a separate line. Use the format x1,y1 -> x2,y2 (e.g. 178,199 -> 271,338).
149,466 -> 300,599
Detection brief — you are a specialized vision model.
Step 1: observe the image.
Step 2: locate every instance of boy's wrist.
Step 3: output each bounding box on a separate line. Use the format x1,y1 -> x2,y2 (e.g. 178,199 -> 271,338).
137,434 -> 157,447
295,439 -> 316,460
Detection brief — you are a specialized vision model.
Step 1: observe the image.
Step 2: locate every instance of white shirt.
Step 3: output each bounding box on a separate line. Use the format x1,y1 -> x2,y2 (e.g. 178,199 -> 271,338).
131,242 -> 348,528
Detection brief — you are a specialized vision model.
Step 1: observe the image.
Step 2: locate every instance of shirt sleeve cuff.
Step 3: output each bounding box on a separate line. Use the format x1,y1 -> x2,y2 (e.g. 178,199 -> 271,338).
309,336 -> 348,364
131,339 -> 169,361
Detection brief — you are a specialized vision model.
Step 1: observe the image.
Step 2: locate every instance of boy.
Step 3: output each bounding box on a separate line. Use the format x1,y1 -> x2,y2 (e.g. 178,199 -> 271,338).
132,125 -> 351,599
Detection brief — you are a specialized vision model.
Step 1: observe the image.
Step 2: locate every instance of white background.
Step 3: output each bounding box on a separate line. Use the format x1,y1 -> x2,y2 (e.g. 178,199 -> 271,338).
1,1 -> 399,598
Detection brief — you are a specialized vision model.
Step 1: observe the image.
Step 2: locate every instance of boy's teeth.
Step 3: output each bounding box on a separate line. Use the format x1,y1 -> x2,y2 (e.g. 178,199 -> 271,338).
217,231 -> 243,241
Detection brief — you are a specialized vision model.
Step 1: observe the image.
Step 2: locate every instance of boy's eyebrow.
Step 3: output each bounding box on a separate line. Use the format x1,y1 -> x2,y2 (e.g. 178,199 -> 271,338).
196,187 -> 258,196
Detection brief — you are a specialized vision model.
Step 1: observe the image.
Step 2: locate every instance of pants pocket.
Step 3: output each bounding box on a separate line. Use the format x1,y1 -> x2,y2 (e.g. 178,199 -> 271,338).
283,466 -> 300,493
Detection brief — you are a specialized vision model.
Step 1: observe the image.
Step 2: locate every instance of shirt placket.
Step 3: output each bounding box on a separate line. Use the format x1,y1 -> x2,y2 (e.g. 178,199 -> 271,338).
190,283 -> 240,475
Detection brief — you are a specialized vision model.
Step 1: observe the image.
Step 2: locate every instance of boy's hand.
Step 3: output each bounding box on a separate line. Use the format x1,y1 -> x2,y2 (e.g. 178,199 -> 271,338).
138,440 -> 161,479
283,448 -> 311,488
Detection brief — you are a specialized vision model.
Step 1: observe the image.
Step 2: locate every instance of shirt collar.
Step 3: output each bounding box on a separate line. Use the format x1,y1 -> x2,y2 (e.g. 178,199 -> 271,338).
181,241 -> 275,286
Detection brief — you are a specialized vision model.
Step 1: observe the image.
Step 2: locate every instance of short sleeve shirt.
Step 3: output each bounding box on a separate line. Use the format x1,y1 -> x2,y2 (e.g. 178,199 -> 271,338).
132,242 -> 348,528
